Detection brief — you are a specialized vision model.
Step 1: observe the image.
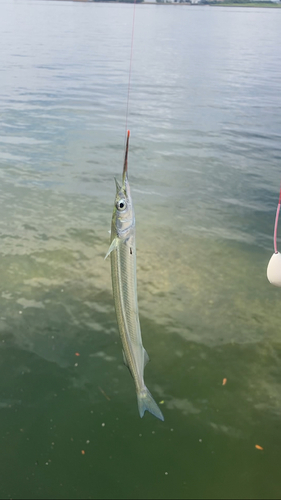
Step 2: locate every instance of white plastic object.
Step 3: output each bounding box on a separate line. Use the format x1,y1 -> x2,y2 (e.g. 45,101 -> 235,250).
267,252 -> 281,287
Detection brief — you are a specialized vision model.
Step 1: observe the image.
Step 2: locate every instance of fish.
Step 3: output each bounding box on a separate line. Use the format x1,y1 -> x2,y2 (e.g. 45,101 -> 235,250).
105,131 -> 164,421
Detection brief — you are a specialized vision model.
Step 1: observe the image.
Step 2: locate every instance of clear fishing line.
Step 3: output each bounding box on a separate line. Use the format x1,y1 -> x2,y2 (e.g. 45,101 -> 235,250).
124,0 -> 137,148
267,182 -> 281,286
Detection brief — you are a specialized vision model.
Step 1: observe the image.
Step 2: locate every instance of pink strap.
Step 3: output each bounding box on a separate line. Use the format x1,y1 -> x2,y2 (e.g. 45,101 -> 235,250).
273,184 -> 281,254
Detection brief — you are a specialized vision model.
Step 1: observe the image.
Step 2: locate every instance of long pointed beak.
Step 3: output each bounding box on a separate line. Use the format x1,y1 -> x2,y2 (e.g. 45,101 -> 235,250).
122,130 -> 130,186
114,177 -> 121,192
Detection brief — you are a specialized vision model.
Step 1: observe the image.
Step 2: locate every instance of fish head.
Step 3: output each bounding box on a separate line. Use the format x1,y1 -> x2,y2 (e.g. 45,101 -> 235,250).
112,176 -> 134,240
112,131 -> 135,240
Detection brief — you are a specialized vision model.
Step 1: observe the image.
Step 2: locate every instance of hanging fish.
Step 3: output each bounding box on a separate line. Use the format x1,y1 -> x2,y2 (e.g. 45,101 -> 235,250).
105,131 -> 164,421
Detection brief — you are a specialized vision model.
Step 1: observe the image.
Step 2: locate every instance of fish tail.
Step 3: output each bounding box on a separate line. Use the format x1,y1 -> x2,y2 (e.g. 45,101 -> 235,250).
137,386 -> 164,421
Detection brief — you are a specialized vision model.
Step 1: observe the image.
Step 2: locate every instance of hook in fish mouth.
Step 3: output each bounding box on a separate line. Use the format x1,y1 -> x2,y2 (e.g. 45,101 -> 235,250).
122,130 -> 130,187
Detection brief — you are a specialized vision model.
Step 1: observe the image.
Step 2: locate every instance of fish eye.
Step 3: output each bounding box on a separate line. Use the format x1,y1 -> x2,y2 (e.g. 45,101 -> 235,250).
116,199 -> 127,211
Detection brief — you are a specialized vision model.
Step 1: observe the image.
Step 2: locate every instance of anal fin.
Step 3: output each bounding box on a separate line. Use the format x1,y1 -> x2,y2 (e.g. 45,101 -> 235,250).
122,350 -> 133,377
122,349 -> 129,367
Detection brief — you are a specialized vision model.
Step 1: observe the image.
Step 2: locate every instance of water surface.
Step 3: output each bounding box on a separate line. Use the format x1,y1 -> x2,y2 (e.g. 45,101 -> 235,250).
0,1 -> 281,498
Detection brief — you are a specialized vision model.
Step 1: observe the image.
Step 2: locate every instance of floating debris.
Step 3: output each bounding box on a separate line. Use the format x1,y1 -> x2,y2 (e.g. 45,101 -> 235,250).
255,445 -> 264,451
222,378 -> 227,386
98,386 -> 111,401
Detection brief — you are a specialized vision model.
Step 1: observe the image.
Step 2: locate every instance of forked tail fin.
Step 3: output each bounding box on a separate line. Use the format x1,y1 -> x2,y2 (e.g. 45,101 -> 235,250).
137,387 -> 164,421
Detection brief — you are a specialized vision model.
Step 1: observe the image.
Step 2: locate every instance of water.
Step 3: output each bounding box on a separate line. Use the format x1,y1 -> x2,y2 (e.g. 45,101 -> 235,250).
0,1 -> 281,498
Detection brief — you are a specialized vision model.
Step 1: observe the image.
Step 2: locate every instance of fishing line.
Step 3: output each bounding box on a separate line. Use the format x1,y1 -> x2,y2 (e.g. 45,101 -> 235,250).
124,0 -> 137,148
267,181 -> 281,286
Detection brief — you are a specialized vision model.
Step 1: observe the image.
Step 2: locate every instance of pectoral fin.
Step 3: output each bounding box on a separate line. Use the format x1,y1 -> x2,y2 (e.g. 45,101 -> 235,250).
104,238 -> 118,260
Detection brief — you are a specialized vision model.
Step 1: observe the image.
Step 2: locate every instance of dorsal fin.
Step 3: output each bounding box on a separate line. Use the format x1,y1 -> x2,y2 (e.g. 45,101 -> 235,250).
143,348 -> 150,367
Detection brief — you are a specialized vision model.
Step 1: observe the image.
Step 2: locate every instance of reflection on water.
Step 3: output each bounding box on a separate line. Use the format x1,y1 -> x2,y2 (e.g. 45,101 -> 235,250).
0,1 -> 281,499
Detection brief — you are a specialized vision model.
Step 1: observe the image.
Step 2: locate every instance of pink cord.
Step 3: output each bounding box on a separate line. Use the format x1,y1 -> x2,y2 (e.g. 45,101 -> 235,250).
273,184 -> 281,254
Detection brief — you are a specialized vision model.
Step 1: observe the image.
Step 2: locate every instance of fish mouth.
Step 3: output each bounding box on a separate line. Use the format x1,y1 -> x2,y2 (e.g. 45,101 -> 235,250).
122,130 -> 130,187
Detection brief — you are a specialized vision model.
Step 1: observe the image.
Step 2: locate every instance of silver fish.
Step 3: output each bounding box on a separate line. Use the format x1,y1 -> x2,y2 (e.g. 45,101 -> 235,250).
105,131 -> 164,421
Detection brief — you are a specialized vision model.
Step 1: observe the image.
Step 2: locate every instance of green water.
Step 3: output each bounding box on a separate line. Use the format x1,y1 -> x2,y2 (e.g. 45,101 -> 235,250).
1,1 -> 281,498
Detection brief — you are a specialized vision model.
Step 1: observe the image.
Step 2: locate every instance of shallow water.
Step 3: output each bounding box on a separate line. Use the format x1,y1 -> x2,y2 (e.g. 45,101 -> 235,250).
0,1 -> 281,498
